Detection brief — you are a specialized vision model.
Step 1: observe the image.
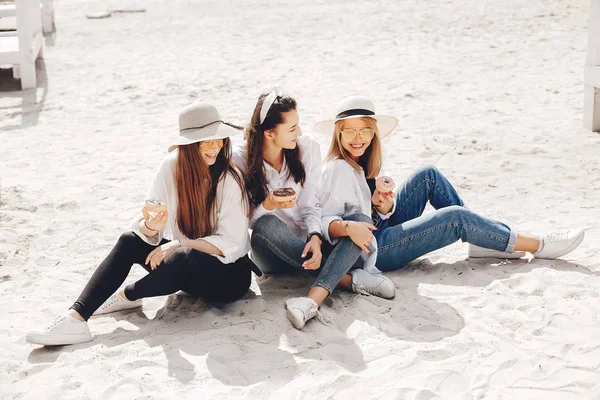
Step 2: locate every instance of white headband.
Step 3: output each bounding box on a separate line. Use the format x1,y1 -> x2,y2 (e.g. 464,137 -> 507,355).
259,87 -> 284,124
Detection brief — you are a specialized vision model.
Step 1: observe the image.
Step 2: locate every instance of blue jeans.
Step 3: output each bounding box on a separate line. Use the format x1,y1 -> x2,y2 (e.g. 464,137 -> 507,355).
374,165 -> 517,272
251,214 -> 371,293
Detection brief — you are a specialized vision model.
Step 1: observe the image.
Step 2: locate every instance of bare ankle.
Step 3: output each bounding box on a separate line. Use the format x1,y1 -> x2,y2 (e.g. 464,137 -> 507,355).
119,289 -> 129,301
68,309 -> 85,322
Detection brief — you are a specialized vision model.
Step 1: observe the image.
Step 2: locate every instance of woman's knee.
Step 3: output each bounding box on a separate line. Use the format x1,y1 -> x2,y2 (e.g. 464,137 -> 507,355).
343,213 -> 373,224
251,215 -> 291,249
115,231 -> 146,249
250,227 -> 270,249
414,164 -> 442,180
440,205 -> 470,223
252,215 -> 283,236
117,231 -> 143,247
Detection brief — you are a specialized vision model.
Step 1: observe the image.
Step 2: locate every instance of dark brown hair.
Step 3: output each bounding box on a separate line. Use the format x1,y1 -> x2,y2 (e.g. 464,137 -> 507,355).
175,138 -> 249,239
244,93 -> 306,208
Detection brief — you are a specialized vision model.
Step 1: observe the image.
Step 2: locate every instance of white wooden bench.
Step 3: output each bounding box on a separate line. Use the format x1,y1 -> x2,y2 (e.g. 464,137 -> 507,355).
0,0 -> 44,89
0,0 -> 53,33
584,0 -> 600,132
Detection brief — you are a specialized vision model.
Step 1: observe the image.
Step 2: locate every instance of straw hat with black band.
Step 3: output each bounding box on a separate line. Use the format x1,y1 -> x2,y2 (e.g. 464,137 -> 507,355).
313,95 -> 398,138
168,103 -> 241,152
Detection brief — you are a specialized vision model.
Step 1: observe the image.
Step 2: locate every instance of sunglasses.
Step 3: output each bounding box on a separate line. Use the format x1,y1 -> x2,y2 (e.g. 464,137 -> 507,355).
341,128 -> 375,142
200,139 -> 225,149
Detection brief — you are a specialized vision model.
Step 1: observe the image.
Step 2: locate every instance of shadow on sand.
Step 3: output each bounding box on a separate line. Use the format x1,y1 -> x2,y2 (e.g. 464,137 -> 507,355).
27,257 -> 597,390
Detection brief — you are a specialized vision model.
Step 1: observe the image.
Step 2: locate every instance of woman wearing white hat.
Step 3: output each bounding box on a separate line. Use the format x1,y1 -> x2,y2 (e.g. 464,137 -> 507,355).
26,103 -> 254,346
312,95 -> 585,289
234,89 -> 395,330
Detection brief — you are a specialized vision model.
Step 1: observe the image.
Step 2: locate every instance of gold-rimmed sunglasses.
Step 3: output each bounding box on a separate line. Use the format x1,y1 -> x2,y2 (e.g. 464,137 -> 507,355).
340,128 -> 375,142
199,139 -> 225,149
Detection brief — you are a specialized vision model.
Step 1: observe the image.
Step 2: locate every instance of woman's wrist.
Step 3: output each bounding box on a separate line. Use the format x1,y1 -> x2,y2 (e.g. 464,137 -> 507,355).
263,196 -> 276,211
144,219 -> 158,232
381,204 -> 394,215
308,232 -> 323,244
140,219 -> 158,237
339,220 -> 352,237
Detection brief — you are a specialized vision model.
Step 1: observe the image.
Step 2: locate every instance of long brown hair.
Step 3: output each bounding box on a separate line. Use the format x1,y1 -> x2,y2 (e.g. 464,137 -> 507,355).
326,117 -> 383,179
175,138 -> 249,239
244,93 -> 306,208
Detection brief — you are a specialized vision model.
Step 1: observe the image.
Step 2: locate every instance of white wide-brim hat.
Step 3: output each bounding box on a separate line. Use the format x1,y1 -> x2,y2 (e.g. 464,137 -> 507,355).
313,95 -> 398,138
168,103 -> 241,152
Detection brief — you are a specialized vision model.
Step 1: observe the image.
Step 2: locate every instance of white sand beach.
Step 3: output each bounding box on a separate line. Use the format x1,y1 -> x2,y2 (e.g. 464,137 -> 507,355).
1,0 -> 599,398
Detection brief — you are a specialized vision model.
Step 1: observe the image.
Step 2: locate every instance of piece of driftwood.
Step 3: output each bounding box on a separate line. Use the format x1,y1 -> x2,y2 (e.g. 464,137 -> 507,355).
85,8 -> 146,19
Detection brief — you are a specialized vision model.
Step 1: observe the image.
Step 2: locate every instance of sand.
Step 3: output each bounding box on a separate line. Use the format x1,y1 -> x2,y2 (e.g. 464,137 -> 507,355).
1,0 -> 599,398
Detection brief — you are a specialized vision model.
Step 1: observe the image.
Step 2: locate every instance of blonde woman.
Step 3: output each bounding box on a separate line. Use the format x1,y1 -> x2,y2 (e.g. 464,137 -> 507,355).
26,104 -> 254,346
307,95 -> 585,323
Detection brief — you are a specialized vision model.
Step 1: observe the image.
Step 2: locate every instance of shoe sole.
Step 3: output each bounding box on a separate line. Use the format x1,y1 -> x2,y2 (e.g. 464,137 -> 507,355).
285,306 -> 304,330
536,233 -> 585,259
468,250 -> 526,259
26,332 -> 93,346
92,303 -> 142,316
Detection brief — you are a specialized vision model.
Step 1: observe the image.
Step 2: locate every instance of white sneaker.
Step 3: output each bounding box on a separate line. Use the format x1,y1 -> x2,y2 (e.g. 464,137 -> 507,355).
535,229 -> 585,259
26,314 -> 92,346
93,291 -> 142,316
350,269 -> 396,299
468,244 -> 526,259
285,297 -> 322,330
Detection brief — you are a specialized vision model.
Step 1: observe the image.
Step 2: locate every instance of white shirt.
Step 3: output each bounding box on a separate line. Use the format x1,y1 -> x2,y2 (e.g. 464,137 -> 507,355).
233,135 -> 323,240
320,159 -> 396,274
131,150 -> 251,264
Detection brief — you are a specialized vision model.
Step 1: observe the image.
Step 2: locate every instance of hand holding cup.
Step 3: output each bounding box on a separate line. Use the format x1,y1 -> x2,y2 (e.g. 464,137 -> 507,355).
142,200 -> 168,232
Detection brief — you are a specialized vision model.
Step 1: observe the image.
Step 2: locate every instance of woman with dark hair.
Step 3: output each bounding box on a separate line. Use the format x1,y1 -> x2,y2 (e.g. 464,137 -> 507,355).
27,103 -> 253,346
233,89 -> 395,330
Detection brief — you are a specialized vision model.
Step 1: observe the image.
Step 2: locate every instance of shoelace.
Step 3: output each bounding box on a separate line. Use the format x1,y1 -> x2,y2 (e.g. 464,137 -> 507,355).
288,299 -> 326,325
44,315 -> 67,330
544,231 -> 569,244
97,294 -> 120,312
299,301 -> 325,324
307,305 -> 325,324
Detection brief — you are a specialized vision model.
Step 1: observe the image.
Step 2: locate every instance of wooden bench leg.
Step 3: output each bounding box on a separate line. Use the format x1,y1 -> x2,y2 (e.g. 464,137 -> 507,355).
19,61 -> 37,89
584,85 -> 600,132
41,0 -> 54,34
13,65 -> 21,80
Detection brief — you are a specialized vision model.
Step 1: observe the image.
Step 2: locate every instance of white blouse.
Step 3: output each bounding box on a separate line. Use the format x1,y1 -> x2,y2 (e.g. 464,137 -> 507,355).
233,135 -> 323,240
131,150 -> 250,264
320,159 -> 396,274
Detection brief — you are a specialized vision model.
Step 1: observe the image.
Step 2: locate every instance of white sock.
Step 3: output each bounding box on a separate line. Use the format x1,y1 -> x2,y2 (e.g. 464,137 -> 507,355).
536,238 -> 544,253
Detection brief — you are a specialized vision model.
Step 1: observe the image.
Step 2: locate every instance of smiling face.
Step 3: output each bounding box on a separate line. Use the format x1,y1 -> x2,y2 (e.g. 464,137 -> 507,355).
339,118 -> 374,160
199,139 -> 225,165
266,109 -> 302,150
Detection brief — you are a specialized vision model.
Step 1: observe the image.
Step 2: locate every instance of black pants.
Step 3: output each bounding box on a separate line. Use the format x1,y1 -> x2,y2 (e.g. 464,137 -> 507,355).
70,232 -> 252,320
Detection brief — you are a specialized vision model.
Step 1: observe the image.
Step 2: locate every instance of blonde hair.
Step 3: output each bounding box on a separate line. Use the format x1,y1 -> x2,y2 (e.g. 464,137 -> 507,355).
326,117 -> 383,179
